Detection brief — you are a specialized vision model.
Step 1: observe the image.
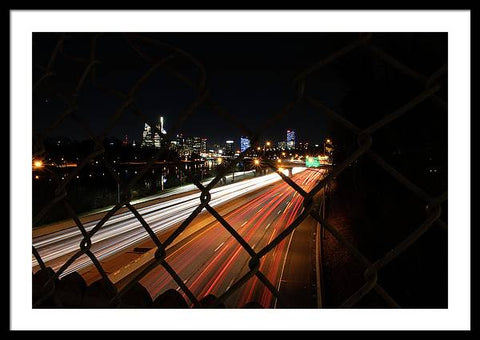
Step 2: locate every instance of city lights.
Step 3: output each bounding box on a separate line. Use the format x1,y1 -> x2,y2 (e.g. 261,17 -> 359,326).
33,160 -> 43,169
29,31 -> 448,311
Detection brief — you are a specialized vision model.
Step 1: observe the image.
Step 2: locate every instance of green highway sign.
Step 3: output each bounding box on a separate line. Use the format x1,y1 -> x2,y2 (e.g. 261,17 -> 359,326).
305,156 -> 321,168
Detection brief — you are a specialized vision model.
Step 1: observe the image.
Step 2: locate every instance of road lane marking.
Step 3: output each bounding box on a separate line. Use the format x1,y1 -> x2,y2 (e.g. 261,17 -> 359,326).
265,222 -> 272,230
214,242 -> 225,252
274,229 -> 296,309
241,221 -> 248,227
277,210 -> 282,215
225,278 -> 235,292
285,200 -> 294,211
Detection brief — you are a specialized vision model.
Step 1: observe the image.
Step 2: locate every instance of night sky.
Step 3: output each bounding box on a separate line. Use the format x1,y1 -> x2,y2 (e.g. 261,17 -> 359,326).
33,33 -> 361,147
29,29 -> 450,311
33,32 -> 447,153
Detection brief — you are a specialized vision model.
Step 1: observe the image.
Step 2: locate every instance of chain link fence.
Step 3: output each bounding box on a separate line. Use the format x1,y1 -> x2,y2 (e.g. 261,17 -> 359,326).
32,32 -> 447,308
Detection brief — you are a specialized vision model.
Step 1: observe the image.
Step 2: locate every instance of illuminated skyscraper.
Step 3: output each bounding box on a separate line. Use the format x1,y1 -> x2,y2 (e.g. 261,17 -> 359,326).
153,116 -> 167,148
240,136 -> 251,153
183,137 -> 194,155
201,138 -> 207,154
141,123 -> 154,148
170,133 -> 184,153
287,129 -> 296,150
193,136 -> 203,154
182,136 -> 206,156
141,116 -> 167,148
225,140 -> 234,155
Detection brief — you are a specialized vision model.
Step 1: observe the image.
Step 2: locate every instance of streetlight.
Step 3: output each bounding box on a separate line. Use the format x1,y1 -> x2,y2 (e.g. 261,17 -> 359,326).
253,159 -> 261,177
33,160 -> 43,169
324,138 -> 331,155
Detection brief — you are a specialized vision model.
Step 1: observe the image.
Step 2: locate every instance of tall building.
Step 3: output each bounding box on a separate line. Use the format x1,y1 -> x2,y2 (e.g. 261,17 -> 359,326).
141,123 -> 154,148
141,116 -> 167,148
153,116 -> 167,148
170,133 -> 184,153
240,136 -> 251,153
181,136 -> 206,156
183,137 -> 194,155
192,136 -> 203,155
287,129 -> 296,150
201,138 -> 207,154
225,140 -> 234,155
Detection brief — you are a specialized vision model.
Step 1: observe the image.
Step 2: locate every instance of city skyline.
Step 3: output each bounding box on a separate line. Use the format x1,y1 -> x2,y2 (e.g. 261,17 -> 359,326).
35,117 -> 322,151
29,28 -> 450,315
40,115 -> 325,156
32,32 -> 340,146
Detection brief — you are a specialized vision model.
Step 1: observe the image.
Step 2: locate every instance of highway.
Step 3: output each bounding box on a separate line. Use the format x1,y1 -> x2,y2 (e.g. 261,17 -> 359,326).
32,168 -> 307,279
138,168 -> 325,308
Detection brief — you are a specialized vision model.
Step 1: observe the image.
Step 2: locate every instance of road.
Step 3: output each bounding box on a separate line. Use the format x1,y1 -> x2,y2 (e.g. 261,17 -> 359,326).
32,168 -> 306,280
32,170 -> 257,239
138,168 -> 325,308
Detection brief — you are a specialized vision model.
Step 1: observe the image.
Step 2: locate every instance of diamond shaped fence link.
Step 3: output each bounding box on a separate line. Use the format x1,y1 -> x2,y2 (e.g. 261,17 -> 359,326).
32,33 -> 447,309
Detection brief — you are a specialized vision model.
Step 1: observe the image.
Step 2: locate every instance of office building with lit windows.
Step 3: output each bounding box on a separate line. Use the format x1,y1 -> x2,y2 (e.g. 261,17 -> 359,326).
141,116 -> 167,148
225,140 -> 234,156
286,129 -> 296,150
240,136 -> 251,153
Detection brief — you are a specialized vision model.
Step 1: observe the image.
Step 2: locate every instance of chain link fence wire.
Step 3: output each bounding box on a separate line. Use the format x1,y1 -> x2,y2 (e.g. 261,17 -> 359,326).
32,33 -> 447,308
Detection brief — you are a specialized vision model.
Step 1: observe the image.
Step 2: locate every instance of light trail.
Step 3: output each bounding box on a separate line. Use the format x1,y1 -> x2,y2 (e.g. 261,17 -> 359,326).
139,169 -> 325,307
32,167 -> 307,278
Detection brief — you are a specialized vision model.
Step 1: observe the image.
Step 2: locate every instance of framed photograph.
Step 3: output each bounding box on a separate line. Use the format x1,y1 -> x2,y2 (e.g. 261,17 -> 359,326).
10,9 -> 471,331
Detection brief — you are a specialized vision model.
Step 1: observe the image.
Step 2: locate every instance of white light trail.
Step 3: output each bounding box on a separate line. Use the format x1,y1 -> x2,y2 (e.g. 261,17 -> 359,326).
33,168 -> 306,277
